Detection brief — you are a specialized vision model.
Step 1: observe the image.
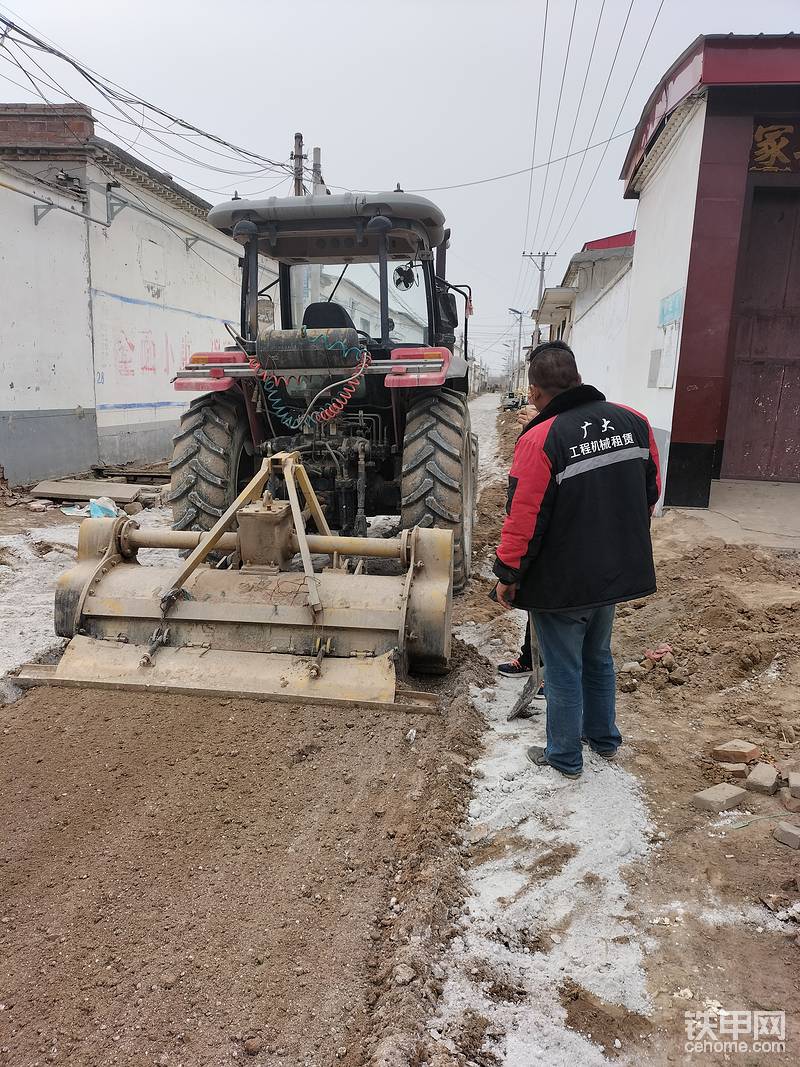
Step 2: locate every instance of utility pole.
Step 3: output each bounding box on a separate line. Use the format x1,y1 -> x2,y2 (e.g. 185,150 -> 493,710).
292,132 -> 305,196
508,307 -> 527,394
522,251 -> 557,351
311,146 -> 328,194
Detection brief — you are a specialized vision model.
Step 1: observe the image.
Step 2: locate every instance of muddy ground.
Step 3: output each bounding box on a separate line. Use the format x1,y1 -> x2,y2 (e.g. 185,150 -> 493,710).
2,400 -> 799,1065
0,646 -> 491,1067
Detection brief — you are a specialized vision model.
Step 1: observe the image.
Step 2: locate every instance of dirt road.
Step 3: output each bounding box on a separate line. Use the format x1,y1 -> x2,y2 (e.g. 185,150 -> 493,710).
2,395 -> 799,1066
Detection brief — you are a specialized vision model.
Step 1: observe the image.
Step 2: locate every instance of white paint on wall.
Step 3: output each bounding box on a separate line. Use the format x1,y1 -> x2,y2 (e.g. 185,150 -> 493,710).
0,157 -> 275,480
621,95 -> 707,445
84,169 -> 244,460
570,259 -> 633,404
0,169 -> 94,415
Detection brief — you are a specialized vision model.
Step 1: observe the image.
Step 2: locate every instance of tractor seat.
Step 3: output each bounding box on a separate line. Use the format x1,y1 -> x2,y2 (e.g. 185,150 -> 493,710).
302,301 -> 358,331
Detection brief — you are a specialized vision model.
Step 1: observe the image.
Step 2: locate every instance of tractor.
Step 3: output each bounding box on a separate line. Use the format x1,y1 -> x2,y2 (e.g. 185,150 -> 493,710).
169,191 -> 477,590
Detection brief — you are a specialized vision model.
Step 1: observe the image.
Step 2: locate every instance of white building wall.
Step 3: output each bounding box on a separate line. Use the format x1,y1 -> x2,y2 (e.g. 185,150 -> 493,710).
621,95 -> 707,463
570,262 -> 632,404
0,167 -> 97,482
84,168 -> 244,464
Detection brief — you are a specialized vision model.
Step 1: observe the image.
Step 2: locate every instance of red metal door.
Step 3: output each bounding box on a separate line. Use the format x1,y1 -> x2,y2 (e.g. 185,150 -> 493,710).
723,186 -> 800,481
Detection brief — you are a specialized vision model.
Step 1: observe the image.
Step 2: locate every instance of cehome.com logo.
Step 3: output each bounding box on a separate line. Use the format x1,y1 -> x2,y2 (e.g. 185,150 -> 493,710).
684,1010 -> 786,1055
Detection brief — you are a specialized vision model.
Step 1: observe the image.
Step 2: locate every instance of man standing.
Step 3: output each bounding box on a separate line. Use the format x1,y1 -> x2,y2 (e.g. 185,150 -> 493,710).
493,340 -> 661,780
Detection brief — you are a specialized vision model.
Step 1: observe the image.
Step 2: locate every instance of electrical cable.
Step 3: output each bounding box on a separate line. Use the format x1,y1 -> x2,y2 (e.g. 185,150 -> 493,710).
538,0 -> 608,249
544,0 -> 638,252
0,13 -> 293,175
0,52 -> 287,196
297,128 -> 636,198
0,45 -> 241,286
507,0 -> 549,314
529,0 -> 578,252
6,39 -> 284,180
552,0 -> 667,253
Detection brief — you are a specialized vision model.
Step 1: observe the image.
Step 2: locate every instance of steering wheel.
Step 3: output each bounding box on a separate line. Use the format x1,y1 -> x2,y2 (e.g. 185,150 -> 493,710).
356,330 -> 372,344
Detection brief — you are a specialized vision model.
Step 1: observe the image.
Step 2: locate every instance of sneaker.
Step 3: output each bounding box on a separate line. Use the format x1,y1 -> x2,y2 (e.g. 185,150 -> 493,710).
498,658 -> 533,677
580,736 -> 617,759
525,745 -> 582,780
533,682 -> 546,700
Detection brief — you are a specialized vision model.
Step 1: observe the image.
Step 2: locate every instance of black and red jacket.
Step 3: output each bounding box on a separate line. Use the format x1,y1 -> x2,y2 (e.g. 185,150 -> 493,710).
493,384 -> 661,612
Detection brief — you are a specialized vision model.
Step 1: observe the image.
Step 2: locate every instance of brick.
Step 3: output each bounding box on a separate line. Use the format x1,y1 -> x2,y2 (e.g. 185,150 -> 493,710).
773,821 -> 800,850
711,739 -> 760,764
718,762 -> 749,778
789,772 -> 800,799
775,759 -> 800,782
780,790 -> 800,814
692,783 -> 747,811
746,762 -> 779,795
0,103 -> 94,148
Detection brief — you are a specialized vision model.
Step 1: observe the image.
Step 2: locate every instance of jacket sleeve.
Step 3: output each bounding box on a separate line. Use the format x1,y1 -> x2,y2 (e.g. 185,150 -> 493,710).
645,420 -> 662,511
493,431 -> 554,585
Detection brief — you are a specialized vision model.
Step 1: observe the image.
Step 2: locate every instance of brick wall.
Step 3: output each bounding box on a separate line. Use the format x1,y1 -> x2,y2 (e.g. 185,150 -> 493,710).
0,103 -> 94,148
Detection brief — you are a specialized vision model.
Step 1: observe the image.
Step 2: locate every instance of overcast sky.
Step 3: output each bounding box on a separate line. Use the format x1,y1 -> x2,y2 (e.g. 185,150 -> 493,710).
3,0 -> 798,372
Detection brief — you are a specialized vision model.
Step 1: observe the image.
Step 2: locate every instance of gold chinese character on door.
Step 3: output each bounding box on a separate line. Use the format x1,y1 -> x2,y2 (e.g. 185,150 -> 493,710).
750,120 -> 800,172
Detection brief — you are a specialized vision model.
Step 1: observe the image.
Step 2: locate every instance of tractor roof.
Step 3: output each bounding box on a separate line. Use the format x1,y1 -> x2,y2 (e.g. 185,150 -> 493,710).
207,191 -> 446,264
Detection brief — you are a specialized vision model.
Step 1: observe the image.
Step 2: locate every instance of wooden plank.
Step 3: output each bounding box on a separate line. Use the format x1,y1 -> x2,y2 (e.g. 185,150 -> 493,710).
31,480 -> 145,503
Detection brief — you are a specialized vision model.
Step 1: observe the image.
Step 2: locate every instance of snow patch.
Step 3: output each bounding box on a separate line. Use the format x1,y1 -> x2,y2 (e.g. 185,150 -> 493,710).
0,508 -> 174,680
433,619 -> 654,1064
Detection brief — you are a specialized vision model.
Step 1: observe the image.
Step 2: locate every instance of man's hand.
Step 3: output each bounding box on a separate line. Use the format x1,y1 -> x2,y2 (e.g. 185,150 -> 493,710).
496,581 -> 517,609
516,404 -> 537,427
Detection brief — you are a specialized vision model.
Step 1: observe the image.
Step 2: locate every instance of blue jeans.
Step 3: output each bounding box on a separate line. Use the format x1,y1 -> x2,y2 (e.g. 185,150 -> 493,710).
530,605 -> 621,776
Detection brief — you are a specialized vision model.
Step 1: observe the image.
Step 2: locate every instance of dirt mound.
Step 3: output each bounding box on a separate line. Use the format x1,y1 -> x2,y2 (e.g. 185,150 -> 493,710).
614,525 -> 800,727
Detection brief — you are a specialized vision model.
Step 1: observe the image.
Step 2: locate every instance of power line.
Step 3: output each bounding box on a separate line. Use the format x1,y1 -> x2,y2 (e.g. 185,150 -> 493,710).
391,127 -> 633,195
529,0 -> 578,251
0,45 -> 280,197
506,0 -> 550,316
522,0 -> 549,254
539,0 -> 608,249
6,39 -> 286,180
0,13 -> 293,176
552,0 -> 667,253
544,0 -> 637,252
0,46 -> 241,287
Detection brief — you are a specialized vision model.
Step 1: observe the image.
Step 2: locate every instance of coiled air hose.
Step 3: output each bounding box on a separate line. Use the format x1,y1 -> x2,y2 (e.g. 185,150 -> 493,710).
247,329 -> 372,431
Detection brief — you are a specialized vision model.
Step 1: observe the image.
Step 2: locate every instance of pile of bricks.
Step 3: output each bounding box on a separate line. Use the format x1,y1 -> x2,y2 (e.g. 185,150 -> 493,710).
692,738 -> 800,849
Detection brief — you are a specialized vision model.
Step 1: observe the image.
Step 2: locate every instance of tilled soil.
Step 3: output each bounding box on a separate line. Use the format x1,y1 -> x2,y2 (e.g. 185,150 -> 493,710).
0,643 -> 491,1067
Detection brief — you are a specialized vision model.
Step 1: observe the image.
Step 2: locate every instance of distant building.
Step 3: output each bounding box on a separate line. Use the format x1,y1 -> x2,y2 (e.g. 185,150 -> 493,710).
542,35 -> 800,507
0,103 -> 258,484
538,231 -> 635,404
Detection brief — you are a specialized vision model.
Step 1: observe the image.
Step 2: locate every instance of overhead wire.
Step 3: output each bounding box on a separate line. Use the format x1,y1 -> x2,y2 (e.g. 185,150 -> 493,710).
0,12 -> 293,176
552,0 -> 667,253
0,51 -> 282,192
0,43 -> 293,204
543,0 -> 637,253
508,0 -> 550,314
0,45 -> 241,287
521,0 -> 549,254
528,0 -> 579,252
538,0 -> 608,250
8,37 -> 285,178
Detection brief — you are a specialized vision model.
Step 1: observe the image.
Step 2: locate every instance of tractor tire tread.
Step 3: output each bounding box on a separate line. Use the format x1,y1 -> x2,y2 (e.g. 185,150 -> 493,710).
401,388 -> 474,593
169,392 -> 252,541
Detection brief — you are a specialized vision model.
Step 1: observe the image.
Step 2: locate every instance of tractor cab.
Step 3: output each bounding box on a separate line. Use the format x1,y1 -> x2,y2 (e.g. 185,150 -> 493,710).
206,191 -> 464,355
169,191 -> 477,591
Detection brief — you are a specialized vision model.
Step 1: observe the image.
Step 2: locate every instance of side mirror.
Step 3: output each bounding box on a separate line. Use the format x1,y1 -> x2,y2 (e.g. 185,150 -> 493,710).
437,290 -> 459,331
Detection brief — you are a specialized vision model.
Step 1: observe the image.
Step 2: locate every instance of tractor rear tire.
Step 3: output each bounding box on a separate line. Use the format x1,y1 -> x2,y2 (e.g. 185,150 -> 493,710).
167,391 -> 255,536
401,389 -> 476,593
